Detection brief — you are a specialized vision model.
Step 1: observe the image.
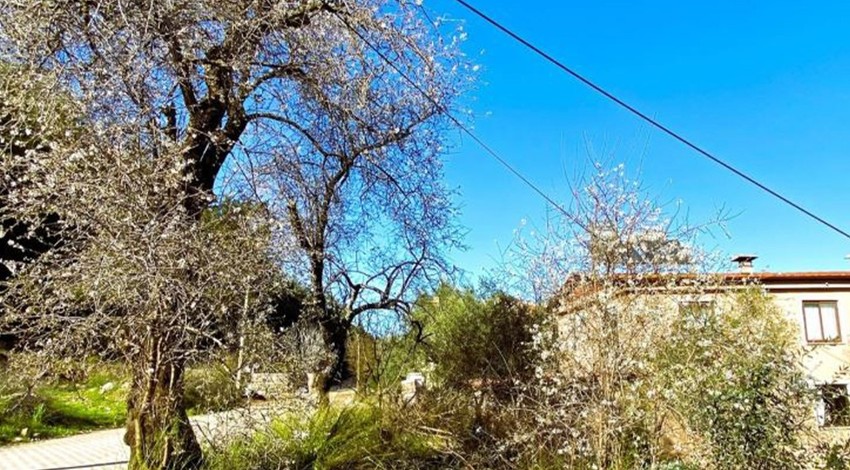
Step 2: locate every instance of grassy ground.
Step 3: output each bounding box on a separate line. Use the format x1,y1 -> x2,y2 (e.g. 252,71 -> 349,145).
0,358 -> 248,445
0,364 -> 128,444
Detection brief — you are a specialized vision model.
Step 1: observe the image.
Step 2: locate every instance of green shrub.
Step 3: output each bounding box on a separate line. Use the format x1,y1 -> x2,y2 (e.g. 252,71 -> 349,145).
205,382 -> 521,469
346,328 -> 425,395
659,288 -> 814,469
184,361 -> 243,414
206,400 -> 464,470
412,285 -> 539,393
813,440 -> 850,470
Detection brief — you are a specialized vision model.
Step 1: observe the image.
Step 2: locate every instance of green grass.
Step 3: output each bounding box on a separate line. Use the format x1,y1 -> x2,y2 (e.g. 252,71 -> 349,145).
0,359 -> 245,445
184,360 -> 244,415
0,365 -> 127,444
206,402 -> 457,470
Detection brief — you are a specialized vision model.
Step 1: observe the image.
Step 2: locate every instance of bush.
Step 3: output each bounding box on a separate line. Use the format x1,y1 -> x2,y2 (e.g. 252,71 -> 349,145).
412,285 -> 539,394
658,288 -> 814,469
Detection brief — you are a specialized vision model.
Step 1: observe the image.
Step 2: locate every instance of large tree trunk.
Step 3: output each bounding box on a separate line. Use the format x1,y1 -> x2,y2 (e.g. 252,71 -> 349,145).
320,314 -> 351,390
306,254 -> 351,391
124,337 -> 202,470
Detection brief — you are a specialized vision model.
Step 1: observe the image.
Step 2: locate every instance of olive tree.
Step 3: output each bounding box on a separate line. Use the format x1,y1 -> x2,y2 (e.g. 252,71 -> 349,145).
0,1 -> 466,468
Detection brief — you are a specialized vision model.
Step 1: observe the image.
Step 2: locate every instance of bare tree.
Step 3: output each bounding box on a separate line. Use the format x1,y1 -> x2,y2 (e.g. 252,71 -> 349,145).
0,1 -> 466,468
234,22 -> 466,384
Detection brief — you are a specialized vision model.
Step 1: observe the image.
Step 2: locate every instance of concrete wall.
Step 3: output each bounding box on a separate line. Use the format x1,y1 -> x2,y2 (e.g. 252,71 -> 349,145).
768,289 -> 850,383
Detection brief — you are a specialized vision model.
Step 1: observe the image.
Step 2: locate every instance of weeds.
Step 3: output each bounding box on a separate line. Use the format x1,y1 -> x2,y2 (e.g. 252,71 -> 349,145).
206,394 -> 477,470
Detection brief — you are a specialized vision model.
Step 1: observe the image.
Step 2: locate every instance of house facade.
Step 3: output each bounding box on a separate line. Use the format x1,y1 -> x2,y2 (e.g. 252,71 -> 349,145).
556,254 -> 850,434
734,267 -> 850,430
677,255 -> 850,431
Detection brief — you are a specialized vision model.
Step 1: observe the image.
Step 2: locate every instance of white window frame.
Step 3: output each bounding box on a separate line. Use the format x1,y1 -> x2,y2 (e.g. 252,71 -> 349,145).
802,300 -> 841,344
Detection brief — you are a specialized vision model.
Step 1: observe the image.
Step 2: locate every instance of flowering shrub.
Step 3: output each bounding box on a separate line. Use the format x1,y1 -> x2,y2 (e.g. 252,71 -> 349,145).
658,288 -> 813,469
503,284 -> 673,469
489,163 -> 814,469
495,284 -> 814,469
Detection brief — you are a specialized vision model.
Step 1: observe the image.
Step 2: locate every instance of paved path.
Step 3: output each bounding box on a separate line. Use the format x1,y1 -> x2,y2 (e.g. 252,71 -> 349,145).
0,405 -> 295,470
0,426 -> 127,470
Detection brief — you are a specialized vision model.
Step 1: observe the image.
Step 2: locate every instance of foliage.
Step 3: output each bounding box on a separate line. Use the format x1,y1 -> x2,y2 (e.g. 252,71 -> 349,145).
0,62 -> 77,285
489,163 -> 810,469
345,327 -> 423,393
205,400 -> 464,470
411,284 -> 539,393
811,440 -> 850,470
658,287 -> 814,469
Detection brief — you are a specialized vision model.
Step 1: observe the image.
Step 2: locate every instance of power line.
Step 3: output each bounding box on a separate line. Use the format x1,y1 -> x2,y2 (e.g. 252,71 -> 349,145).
453,0 -> 850,241
332,11 -> 588,231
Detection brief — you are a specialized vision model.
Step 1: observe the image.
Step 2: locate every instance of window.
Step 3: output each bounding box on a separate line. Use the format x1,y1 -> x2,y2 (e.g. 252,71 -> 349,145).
817,384 -> 850,427
802,301 -> 841,343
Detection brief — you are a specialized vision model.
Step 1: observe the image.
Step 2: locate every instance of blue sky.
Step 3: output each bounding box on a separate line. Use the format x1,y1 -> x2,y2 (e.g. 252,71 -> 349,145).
429,0 -> 850,278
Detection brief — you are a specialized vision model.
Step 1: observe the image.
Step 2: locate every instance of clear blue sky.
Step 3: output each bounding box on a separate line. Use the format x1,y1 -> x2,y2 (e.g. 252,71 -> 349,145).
429,0 -> 850,278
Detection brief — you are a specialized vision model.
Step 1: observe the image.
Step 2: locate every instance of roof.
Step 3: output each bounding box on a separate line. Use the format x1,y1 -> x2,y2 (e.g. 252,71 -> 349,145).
559,271 -> 850,297
721,271 -> 850,284
552,271 -> 850,316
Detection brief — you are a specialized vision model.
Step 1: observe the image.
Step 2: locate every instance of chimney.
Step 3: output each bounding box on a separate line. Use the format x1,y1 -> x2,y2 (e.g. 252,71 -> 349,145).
731,254 -> 757,274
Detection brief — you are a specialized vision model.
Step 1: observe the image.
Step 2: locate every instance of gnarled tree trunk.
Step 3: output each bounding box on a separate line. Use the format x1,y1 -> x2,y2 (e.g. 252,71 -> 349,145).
304,252 -> 351,391
320,314 -> 351,391
124,336 -> 201,470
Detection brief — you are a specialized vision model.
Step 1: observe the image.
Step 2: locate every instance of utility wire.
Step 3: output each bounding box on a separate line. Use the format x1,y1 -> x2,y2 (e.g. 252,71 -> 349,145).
333,11 -> 589,231
454,0 -> 850,241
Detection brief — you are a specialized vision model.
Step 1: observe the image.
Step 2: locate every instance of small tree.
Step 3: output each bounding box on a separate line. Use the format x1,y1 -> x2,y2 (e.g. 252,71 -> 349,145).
500,163 -> 721,467
497,162 -> 813,468
659,287 -> 813,469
